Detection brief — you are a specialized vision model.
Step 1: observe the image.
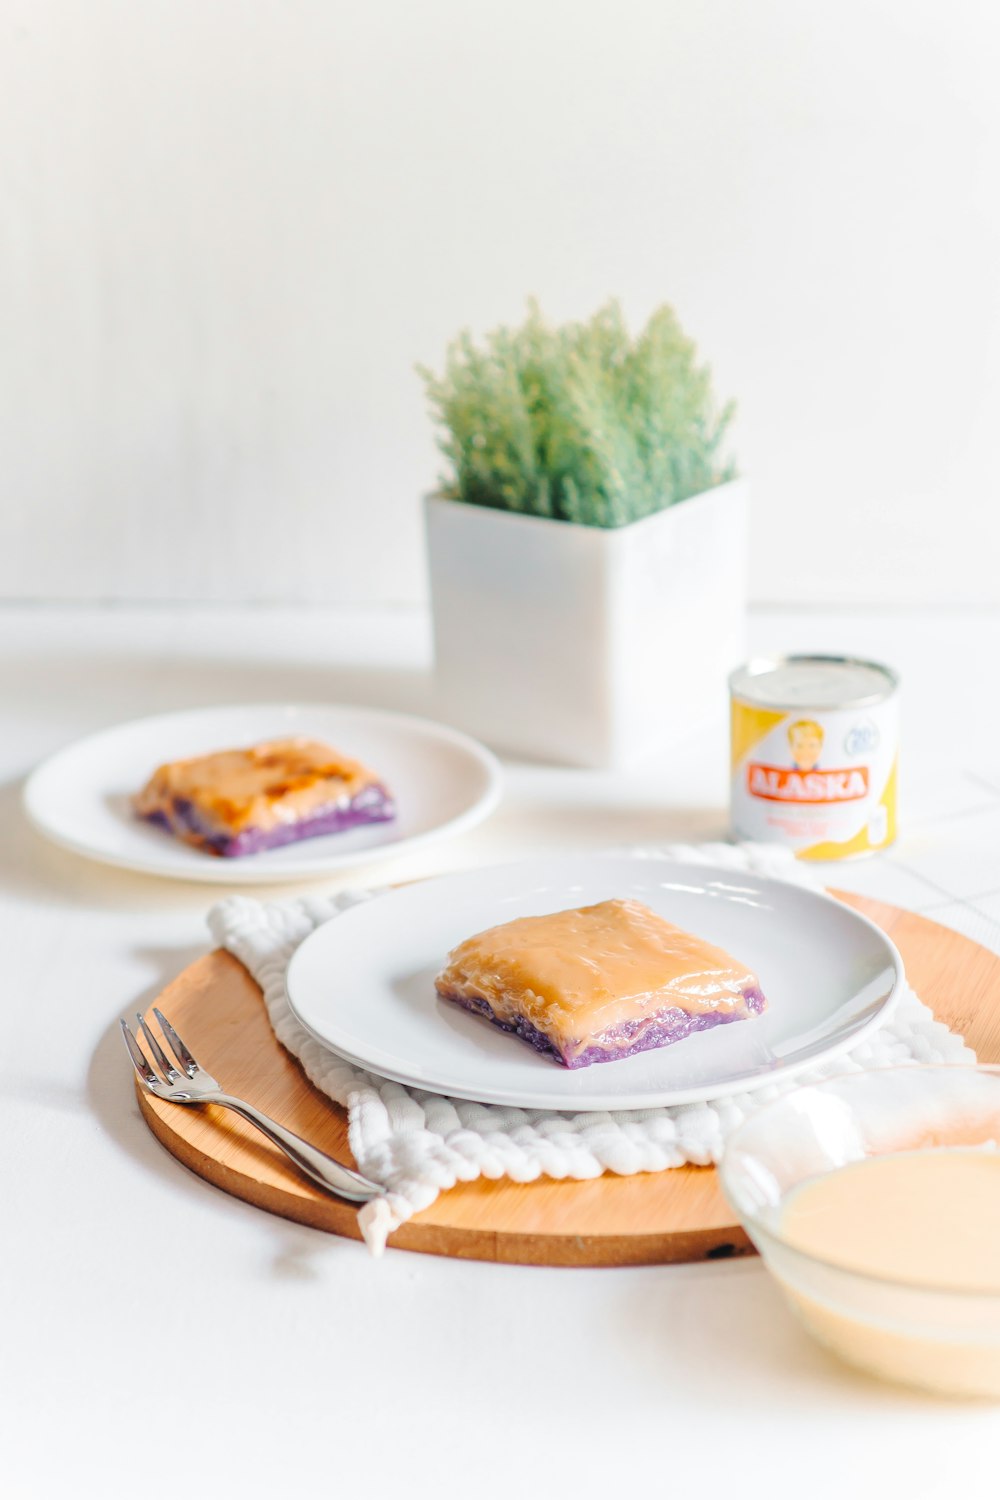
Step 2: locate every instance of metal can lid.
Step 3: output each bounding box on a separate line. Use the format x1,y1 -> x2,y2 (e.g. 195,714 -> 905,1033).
729,655 -> 899,710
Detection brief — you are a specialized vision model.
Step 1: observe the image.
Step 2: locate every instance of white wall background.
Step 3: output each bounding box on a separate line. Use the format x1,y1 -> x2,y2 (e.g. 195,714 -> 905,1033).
3,0 -> 1000,607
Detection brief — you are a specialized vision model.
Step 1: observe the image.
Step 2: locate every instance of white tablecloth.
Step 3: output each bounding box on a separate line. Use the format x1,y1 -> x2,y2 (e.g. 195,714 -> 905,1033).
5,603 -> 1000,1500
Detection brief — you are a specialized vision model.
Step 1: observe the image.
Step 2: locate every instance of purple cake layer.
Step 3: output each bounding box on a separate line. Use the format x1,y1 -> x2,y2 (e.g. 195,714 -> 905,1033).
139,782 -> 396,858
448,992 -> 565,1063
443,985 -> 766,1069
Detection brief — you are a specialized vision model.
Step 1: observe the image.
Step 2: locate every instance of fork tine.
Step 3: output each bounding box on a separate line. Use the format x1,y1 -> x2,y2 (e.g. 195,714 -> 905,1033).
152,1006 -> 200,1078
136,1012 -> 179,1080
119,1019 -> 160,1087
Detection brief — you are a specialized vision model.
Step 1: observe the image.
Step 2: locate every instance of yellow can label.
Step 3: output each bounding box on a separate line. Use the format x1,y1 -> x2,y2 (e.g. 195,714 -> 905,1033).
730,696 -> 897,860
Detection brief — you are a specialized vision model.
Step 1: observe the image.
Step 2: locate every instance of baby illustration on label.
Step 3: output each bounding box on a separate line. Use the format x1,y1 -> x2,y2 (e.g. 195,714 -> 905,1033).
788,719 -> 824,771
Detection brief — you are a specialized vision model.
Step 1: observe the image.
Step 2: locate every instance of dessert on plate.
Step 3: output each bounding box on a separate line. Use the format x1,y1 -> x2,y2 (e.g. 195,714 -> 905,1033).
133,737 -> 396,857
435,897 -> 766,1068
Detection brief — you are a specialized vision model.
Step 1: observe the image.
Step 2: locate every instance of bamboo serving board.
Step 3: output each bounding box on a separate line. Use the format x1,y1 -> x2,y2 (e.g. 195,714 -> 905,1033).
134,893 -> 1000,1266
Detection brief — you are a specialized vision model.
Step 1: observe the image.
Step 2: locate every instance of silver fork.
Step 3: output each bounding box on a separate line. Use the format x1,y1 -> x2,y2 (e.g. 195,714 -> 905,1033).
121,1006 -> 384,1204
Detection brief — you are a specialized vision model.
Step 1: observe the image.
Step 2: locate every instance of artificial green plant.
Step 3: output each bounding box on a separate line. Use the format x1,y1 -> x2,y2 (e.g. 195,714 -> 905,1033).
419,300 -> 735,528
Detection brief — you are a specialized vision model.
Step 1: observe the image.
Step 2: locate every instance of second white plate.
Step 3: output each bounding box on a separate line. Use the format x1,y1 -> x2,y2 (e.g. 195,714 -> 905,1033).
23,703 -> 502,885
285,853 -> 904,1110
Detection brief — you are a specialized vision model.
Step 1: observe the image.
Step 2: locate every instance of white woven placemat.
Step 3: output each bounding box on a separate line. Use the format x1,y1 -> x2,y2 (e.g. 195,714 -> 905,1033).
208,843 -> 973,1254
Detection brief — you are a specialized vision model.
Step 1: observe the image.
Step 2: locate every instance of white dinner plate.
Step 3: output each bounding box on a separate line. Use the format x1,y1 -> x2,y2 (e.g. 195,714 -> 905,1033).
23,703 -> 502,885
285,853 -> 904,1110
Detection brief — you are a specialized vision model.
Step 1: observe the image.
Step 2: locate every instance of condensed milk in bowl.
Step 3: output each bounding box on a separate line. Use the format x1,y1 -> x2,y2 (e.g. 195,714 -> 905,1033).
729,655 -> 898,861
720,1066 -> 1000,1398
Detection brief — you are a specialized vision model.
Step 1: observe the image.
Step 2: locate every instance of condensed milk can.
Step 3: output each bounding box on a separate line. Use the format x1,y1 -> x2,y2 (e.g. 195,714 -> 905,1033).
729,655 -> 899,860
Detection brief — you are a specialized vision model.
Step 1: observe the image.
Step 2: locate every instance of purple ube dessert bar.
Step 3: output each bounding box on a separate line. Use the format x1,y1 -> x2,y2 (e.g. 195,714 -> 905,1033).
434,898 -> 768,1069
142,780 -> 395,857
134,738 -> 396,858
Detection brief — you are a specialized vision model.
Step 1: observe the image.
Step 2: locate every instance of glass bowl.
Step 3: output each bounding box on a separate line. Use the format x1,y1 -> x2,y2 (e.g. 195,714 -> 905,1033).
718,1064 -> 1000,1398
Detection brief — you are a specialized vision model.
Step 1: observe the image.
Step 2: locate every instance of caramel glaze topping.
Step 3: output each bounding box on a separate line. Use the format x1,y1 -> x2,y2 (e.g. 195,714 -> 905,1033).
436,898 -> 762,1042
134,737 -> 381,833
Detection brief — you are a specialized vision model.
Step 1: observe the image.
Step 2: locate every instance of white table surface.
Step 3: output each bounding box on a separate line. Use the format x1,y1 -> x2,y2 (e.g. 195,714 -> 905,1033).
5,603 -> 1000,1500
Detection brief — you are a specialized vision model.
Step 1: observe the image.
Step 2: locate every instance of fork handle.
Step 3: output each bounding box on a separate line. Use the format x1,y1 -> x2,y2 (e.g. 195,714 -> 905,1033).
212,1094 -> 384,1204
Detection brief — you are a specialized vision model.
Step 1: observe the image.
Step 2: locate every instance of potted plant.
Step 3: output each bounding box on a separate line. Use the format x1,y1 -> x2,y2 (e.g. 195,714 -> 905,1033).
420,300 -> 746,768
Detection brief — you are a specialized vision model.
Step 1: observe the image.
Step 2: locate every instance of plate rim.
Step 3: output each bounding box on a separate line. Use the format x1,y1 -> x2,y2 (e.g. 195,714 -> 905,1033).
283,852 -> 906,1110
22,700 -> 503,885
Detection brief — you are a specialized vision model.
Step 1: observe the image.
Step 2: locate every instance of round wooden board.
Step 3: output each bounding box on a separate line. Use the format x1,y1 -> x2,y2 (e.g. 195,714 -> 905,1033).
135,892 -> 1000,1266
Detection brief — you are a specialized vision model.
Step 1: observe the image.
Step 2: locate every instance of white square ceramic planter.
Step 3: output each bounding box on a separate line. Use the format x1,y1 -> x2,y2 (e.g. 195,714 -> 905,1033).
425,480 -> 748,768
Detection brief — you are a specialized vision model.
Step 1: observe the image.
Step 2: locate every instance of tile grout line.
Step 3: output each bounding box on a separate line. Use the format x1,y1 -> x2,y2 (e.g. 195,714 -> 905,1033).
898,882 -> 1000,960
904,770 -> 1000,829
921,886 -> 1000,913
928,899 -> 1000,953
880,856 -> 982,909
963,770 -> 1000,800
912,798 -> 1000,829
